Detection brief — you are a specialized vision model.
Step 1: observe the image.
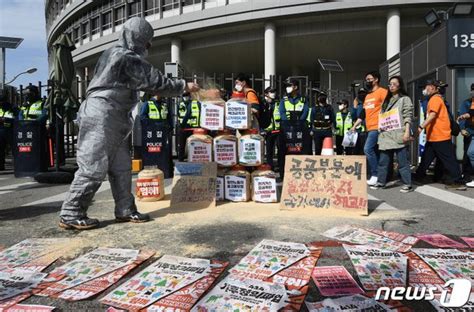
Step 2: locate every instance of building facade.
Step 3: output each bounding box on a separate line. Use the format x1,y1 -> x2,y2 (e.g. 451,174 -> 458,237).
46,0 -> 469,97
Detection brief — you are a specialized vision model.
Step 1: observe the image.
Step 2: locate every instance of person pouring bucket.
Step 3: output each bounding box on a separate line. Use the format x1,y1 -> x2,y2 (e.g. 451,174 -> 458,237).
59,17 -> 199,230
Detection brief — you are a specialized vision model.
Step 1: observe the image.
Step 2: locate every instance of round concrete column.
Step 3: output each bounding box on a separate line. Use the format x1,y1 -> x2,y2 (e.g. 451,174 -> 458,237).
171,39 -> 182,64
264,23 -> 276,88
386,9 -> 400,60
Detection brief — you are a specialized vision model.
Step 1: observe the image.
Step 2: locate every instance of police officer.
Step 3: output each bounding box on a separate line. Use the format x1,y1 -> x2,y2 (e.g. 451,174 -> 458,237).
278,79 -> 310,178
178,93 -> 201,161
20,86 -> 47,122
279,80 -> 309,122
140,95 -> 171,126
311,92 -> 335,155
351,87 -> 367,155
335,99 -> 354,155
261,87 -> 280,171
0,94 -> 16,171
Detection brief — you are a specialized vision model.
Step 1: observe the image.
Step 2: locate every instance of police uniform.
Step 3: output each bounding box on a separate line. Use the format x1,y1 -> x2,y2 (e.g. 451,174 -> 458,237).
178,99 -> 201,161
311,104 -> 335,155
20,100 -> 46,121
142,100 -> 170,123
0,106 -> 15,170
335,111 -> 353,155
278,95 -> 311,177
263,100 -> 281,171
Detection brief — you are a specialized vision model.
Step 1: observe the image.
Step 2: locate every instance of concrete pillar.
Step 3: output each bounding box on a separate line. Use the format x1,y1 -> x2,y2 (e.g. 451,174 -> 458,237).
171,39 -> 182,64
386,9 -> 400,60
264,23 -> 276,88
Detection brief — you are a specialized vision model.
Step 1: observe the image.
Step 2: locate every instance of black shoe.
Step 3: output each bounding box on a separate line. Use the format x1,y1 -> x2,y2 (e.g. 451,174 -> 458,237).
59,217 -> 99,230
370,183 -> 386,190
445,183 -> 467,191
116,212 -> 151,223
400,185 -> 414,193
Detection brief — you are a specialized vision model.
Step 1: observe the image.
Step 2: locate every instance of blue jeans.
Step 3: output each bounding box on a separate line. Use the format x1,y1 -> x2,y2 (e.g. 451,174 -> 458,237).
378,147 -> 412,186
468,138 -> 474,168
364,130 -> 379,177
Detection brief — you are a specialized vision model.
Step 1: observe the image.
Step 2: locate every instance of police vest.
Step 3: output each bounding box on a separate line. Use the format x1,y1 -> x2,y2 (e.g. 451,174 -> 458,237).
178,102 -> 187,124
335,112 -> 353,136
265,103 -> 281,131
148,101 -> 168,120
284,96 -> 305,120
22,101 -> 43,120
187,100 -> 201,128
313,105 -> 332,128
0,108 -> 14,128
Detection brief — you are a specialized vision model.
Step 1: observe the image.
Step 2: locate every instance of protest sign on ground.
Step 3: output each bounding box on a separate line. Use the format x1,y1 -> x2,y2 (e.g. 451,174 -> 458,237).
191,276 -> 289,311
0,238 -> 70,271
412,248 -> 474,283
322,225 -> 414,252
145,260 -> 228,312
405,252 -> 445,292
0,269 -> 46,302
229,240 -> 310,280
311,266 -> 364,297
39,250 -> 154,301
344,245 -> 408,290
100,255 -> 212,311
416,234 -> 467,248
37,248 -> 139,297
281,156 -> 368,215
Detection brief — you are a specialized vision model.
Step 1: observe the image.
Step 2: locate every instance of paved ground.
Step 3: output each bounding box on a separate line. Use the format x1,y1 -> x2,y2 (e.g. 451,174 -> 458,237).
0,159 -> 473,311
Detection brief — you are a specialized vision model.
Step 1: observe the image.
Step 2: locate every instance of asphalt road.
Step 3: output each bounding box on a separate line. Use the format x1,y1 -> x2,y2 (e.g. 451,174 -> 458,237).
0,160 -> 473,311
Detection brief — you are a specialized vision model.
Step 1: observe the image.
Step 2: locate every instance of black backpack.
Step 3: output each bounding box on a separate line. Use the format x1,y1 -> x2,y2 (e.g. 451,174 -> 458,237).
441,98 -> 460,136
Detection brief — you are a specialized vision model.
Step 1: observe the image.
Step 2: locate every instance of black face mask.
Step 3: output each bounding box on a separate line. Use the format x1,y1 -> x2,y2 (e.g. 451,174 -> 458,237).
364,81 -> 373,91
318,97 -> 327,105
357,94 -> 366,101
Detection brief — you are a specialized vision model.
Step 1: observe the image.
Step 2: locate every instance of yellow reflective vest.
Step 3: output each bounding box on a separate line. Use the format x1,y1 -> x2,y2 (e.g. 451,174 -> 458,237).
335,111 -> 353,136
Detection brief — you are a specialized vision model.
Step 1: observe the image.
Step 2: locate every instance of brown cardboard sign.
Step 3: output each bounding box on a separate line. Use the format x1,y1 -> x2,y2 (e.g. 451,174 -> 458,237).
170,162 -> 217,209
280,155 -> 368,215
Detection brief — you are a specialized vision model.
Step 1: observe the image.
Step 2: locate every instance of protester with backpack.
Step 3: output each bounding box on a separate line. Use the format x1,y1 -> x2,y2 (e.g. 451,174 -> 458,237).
415,80 -> 466,190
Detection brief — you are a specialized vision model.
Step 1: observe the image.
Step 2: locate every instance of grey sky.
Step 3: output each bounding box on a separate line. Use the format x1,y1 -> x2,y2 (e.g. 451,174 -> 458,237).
0,0 -> 49,88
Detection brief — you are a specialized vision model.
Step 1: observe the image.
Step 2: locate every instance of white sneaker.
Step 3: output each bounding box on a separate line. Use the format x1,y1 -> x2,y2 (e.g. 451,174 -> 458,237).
466,181 -> 474,188
367,176 -> 378,186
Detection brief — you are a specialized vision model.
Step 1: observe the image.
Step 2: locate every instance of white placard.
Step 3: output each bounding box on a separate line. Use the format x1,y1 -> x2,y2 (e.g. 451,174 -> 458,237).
225,175 -> 248,202
214,138 -> 237,167
253,176 -> 277,203
239,137 -> 262,166
188,141 -> 212,163
200,103 -> 224,131
225,100 -> 250,129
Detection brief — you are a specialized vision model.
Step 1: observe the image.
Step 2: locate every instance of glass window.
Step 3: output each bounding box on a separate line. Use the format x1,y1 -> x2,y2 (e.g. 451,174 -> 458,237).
128,1 -> 142,18
145,0 -> 159,16
163,0 -> 179,11
115,6 -> 125,25
81,22 -> 89,39
184,0 -> 201,5
91,16 -> 100,35
73,27 -> 80,42
102,11 -> 112,30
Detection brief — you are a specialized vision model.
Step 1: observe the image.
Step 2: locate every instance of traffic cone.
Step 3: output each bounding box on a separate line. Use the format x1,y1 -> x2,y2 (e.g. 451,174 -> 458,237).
321,137 -> 334,156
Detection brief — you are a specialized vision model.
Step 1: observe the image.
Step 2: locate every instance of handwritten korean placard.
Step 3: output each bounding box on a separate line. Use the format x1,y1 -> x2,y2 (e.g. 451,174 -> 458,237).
280,155 -> 368,215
